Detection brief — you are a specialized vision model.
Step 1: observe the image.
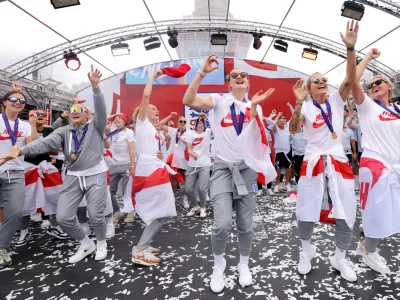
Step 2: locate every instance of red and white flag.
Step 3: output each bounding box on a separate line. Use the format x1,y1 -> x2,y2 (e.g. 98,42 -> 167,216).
23,161 -> 62,216
131,154 -> 177,225
237,105 -> 277,185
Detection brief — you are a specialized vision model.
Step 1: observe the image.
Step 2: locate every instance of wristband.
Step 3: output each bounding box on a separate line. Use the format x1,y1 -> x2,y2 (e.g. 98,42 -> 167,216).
129,166 -> 135,169
197,70 -> 206,77
347,47 -> 355,52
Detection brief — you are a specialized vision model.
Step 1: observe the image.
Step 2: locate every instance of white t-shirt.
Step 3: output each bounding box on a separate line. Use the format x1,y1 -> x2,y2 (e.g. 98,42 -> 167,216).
135,117 -> 159,158
356,95 -> 400,164
341,128 -> 354,154
274,122 -> 291,153
0,118 -> 31,172
209,93 -> 262,163
109,128 -> 135,165
302,91 -> 345,156
168,127 -> 188,170
291,129 -> 307,156
183,128 -> 212,167
265,129 -> 272,142
354,124 -> 363,153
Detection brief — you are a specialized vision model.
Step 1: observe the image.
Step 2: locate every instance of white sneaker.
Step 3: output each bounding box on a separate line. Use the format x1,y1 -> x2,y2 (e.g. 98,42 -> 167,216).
199,207 -> 207,218
330,256 -> 357,282
16,229 -> 29,247
256,189 -> 263,196
273,185 -> 280,193
267,189 -> 274,196
362,251 -> 391,274
237,263 -> 252,287
105,223 -> 115,239
41,220 -> 51,229
210,258 -> 226,293
356,241 -> 387,264
279,182 -> 285,190
31,213 -> 42,223
81,223 -> 91,236
285,184 -> 292,192
298,245 -> 316,275
183,195 -> 190,209
95,242 -> 108,261
68,242 -> 96,264
187,206 -> 200,217
0,250 -> 12,269
131,247 -> 161,266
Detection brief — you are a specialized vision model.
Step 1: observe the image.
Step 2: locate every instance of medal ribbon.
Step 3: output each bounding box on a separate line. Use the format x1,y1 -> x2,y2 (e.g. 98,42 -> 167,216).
230,98 -> 246,136
312,99 -> 334,134
2,113 -> 19,146
157,132 -> 162,151
373,100 -> 400,119
194,116 -> 206,131
106,128 -> 123,140
72,124 -> 89,153
176,129 -> 186,145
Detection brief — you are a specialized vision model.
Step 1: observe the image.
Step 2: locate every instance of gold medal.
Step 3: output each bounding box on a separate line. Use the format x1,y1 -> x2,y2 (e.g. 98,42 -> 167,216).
71,153 -> 77,160
12,145 -> 18,151
331,132 -> 337,139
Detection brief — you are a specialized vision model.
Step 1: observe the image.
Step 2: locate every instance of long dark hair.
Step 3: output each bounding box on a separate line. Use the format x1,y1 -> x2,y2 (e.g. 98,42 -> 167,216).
1,90 -> 28,113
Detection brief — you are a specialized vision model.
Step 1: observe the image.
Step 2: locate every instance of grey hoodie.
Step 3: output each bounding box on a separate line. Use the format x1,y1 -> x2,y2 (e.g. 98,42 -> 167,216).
20,87 -> 107,172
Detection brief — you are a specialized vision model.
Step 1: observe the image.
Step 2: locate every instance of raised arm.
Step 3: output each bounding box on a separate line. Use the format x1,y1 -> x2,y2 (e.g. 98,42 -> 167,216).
271,112 -> 282,132
160,112 -> 177,126
289,79 -> 307,134
287,103 -> 294,116
183,55 -> 218,111
347,112 -> 357,129
138,70 -> 163,122
87,66 -> 107,134
338,20 -> 359,101
351,48 -> 381,105
26,112 -> 39,144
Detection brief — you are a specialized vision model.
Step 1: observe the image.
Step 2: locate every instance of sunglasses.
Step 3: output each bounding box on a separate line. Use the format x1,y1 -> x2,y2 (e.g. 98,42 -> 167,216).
279,117 -> 286,120
69,105 -> 87,114
312,77 -> 328,84
367,79 -> 388,90
7,97 -> 27,105
179,120 -> 187,124
230,72 -> 248,79
36,112 -> 47,117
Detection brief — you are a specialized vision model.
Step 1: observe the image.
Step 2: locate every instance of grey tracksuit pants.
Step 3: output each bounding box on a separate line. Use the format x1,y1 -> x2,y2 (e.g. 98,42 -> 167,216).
56,173 -> 107,241
0,170 -> 25,249
298,175 -> 353,251
137,217 -> 169,250
365,237 -> 380,253
109,163 -> 130,213
210,158 -> 258,257
185,166 -> 210,208
20,214 -> 57,230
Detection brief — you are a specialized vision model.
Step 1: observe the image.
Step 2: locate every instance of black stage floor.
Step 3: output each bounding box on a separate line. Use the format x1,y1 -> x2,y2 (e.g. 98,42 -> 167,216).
1,189 -> 399,300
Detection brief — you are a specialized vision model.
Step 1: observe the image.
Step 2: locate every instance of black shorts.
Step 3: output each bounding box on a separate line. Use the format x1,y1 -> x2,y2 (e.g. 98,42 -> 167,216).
358,152 -> 362,163
346,153 -> 352,166
275,152 -> 292,169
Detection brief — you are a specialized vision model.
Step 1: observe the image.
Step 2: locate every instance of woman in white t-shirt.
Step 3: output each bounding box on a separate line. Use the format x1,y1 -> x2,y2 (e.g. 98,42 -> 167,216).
104,113 -> 135,221
289,21 -> 359,282
183,55 -> 275,293
350,48 -> 399,274
0,84 -> 38,269
341,125 -> 357,167
183,114 -> 212,218
130,70 -> 169,267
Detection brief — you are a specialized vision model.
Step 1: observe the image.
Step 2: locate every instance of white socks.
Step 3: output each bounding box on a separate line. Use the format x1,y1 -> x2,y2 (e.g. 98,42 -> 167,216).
214,254 -> 225,269
106,217 -> 113,225
239,255 -> 249,265
80,235 -> 93,249
301,239 -> 312,253
335,247 -> 346,259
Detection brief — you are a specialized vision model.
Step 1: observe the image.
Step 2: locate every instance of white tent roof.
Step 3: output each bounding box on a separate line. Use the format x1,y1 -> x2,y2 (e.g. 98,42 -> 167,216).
0,0 -> 399,91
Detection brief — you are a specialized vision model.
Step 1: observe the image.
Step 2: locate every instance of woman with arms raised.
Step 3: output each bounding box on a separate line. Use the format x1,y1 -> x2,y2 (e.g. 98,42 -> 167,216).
289,21 -> 359,281
183,55 -> 276,293
351,48 -> 398,274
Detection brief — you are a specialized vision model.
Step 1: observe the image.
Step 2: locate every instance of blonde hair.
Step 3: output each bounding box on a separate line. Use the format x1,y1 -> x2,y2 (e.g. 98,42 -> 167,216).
369,75 -> 393,97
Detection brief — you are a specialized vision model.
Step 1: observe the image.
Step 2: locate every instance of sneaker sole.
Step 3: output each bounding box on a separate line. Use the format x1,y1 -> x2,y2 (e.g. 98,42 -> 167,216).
15,241 -> 28,248
361,257 -> 390,274
95,251 -> 108,261
0,261 -> 12,269
47,231 -> 69,240
105,232 -> 115,239
132,258 -> 160,266
329,257 -> 357,282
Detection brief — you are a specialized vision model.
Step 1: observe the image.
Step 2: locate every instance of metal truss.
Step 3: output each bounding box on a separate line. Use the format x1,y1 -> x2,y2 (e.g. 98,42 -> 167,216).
0,69 -> 75,105
355,0 -> 400,18
4,19 -> 398,81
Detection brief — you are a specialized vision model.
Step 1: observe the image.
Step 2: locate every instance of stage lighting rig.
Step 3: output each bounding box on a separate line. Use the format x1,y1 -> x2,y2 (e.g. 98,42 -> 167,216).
341,1 -> 365,21
144,37 -> 161,51
167,28 -> 178,48
111,43 -> 130,56
302,47 -> 318,61
211,33 -> 228,46
51,0 -> 80,9
274,39 -> 288,53
63,50 -> 81,70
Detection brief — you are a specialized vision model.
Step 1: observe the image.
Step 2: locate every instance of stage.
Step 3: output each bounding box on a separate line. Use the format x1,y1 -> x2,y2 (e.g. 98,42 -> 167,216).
1,190 -> 399,300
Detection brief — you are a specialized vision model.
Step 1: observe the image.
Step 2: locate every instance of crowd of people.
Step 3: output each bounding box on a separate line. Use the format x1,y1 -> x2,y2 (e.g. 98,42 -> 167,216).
0,20 -> 399,293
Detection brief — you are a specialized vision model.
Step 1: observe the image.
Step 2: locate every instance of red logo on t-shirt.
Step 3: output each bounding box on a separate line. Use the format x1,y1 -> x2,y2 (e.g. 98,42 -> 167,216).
312,113 -> 329,128
0,129 -> 24,140
220,112 -> 250,127
379,111 -> 399,122
192,137 -> 204,147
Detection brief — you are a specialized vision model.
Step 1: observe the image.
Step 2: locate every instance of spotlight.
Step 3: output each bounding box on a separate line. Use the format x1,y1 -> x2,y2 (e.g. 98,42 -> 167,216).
211,33 -> 228,46
51,0 -> 80,9
111,43 -> 130,56
63,50 -> 81,71
252,33 -> 263,50
302,48 -> 318,61
341,1 -> 365,21
144,37 -> 161,51
274,39 -> 288,53
167,28 -> 178,48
